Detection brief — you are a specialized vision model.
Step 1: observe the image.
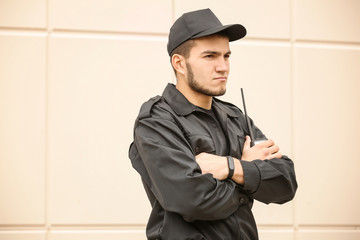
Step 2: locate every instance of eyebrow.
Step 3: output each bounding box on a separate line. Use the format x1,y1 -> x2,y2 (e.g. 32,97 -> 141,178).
201,50 -> 232,56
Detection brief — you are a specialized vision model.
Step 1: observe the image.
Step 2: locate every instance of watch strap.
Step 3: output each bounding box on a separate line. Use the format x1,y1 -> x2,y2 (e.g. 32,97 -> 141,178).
226,156 -> 234,179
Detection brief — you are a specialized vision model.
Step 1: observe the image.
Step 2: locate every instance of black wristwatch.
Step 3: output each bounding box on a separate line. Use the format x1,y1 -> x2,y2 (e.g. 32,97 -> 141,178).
226,156 -> 235,179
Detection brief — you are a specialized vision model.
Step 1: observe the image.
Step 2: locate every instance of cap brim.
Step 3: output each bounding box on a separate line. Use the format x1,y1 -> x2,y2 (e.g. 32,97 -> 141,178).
191,24 -> 247,42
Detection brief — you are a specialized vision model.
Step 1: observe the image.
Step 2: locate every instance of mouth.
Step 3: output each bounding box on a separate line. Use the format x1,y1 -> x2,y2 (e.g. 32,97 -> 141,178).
214,76 -> 227,82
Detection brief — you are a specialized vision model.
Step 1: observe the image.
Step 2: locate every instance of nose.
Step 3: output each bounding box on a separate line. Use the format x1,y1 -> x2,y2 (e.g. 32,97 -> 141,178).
215,57 -> 229,73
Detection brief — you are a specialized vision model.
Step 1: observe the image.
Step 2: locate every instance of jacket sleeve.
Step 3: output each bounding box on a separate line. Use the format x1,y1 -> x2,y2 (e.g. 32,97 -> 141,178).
240,156 -> 297,204
239,120 -> 298,204
132,116 -> 245,222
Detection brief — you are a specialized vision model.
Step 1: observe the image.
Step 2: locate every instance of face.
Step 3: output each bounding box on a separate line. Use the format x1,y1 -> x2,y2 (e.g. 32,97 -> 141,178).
185,35 -> 231,97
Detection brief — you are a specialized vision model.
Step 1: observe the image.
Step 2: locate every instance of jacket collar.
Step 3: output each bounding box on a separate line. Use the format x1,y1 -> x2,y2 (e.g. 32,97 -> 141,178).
162,83 -> 239,118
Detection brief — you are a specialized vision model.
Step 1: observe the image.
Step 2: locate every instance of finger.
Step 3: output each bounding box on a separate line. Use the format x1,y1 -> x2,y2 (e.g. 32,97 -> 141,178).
265,139 -> 275,147
269,151 -> 282,159
243,136 -> 251,151
268,144 -> 280,154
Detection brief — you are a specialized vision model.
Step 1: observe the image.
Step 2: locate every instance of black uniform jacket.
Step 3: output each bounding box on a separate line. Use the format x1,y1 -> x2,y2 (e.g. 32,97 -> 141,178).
129,83 -> 297,240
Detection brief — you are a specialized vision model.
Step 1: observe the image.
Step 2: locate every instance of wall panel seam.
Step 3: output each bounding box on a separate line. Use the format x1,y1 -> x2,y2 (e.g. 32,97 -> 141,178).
45,1 -> 51,239
290,0 -> 298,239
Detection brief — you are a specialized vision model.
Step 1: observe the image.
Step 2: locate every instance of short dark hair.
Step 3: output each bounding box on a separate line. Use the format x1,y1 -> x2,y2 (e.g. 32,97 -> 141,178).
170,39 -> 196,76
170,39 -> 196,59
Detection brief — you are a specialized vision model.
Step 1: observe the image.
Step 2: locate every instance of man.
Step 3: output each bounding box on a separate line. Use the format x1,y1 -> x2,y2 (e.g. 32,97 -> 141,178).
129,8 -> 297,240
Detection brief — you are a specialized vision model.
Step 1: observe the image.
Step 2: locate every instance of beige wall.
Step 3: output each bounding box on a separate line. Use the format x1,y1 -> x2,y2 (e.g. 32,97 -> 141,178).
0,0 -> 359,239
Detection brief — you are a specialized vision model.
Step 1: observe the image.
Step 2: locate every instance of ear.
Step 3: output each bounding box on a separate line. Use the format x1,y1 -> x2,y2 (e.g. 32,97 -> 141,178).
171,54 -> 186,75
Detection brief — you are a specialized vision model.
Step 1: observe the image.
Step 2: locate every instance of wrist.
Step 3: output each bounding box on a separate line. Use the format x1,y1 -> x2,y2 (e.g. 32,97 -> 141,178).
231,157 -> 244,185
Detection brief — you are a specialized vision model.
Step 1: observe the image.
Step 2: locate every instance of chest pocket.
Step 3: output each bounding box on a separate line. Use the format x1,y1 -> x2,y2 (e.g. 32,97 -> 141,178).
185,133 -> 216,155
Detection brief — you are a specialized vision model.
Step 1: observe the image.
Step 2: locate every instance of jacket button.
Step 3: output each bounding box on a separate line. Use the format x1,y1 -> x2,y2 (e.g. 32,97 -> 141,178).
239,197 -> 245,204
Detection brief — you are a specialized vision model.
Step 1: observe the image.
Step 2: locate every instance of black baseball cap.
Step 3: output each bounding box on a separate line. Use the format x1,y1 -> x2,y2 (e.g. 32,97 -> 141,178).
167,8 -> 247,56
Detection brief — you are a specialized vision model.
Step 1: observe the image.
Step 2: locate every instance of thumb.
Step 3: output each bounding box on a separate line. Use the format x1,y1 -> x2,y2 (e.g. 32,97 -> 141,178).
243,135 -> 251,151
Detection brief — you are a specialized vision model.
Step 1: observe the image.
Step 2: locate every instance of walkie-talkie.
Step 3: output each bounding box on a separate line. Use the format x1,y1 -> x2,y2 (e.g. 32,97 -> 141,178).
241,88 -> 266,147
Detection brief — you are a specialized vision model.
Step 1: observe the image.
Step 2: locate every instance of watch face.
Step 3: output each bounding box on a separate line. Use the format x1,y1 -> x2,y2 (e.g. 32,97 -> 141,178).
228,157 -> 234,169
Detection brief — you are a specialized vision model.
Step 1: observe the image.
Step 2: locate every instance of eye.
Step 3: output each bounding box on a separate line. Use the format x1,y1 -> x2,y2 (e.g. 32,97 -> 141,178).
204,54 -> 214,59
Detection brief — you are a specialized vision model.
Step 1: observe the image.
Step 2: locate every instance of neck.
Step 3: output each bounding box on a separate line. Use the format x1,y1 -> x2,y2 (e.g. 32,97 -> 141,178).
176,81 -> 212,110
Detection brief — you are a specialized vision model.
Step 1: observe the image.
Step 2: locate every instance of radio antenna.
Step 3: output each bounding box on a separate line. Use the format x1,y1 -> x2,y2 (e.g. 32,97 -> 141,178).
241,88 -> 255,147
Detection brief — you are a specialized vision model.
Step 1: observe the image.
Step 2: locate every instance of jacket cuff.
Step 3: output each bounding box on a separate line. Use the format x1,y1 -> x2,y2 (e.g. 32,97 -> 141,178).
240,160 -> 261,193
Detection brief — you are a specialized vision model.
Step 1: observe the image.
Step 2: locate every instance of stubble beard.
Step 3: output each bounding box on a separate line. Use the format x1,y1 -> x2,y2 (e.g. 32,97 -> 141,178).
186,62 -> 226,97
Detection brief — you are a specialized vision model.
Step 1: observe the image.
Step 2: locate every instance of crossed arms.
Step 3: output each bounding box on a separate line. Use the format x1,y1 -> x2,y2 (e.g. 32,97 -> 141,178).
196,135 -> 282,185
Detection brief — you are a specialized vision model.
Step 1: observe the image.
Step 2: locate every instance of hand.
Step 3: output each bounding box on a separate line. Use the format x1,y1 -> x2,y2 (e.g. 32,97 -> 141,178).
195,153 -> 228,180
241,136 -> 282,161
